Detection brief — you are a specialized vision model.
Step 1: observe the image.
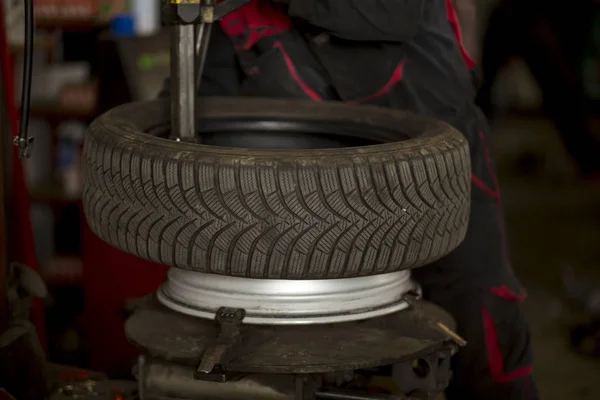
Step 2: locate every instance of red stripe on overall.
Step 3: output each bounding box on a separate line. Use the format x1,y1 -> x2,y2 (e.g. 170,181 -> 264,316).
218,0 -> 403,101
444,0 -> 533,388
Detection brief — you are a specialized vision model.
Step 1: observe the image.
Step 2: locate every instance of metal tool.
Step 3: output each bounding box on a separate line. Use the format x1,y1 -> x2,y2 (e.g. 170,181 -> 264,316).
195,18 -> 214,91
167,0 -> 250,141
170,23 -> 196,140
196,307 -> 246,375
14,0 -> 35,158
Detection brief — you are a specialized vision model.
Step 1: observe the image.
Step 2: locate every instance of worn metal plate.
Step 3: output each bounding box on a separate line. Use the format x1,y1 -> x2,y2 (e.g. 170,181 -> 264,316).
125,296 -> 456,374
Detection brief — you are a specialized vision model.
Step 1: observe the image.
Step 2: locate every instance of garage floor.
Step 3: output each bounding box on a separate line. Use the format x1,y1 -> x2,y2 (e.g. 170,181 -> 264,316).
492,117 -> 600,399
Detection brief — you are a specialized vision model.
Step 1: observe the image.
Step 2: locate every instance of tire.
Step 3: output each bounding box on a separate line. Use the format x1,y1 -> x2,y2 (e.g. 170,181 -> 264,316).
82,98 -> 471,279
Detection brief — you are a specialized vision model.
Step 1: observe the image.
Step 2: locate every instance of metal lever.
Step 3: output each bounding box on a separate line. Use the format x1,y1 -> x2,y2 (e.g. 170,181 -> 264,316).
170,24 -> 196,141
195,18 -> 213,91
168,0 -> 250,141
15,0 -> 35,158
196,307 -> 246,376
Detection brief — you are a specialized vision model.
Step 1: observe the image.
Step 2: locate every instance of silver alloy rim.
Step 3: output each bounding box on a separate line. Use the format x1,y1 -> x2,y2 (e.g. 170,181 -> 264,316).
157,269 -> 416,325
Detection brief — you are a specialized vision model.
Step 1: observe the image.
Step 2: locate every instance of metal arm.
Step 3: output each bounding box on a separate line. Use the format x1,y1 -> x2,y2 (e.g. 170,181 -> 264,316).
165,0 -> 250,140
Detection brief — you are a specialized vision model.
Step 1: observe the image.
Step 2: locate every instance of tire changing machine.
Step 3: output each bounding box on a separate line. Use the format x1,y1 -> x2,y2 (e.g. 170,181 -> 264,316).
5,1 -> 467,399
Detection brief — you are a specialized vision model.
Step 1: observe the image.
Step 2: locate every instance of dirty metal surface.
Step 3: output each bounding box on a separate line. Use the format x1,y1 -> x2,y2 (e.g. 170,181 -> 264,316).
196,307 -> 246,374
125,296 -> 455,374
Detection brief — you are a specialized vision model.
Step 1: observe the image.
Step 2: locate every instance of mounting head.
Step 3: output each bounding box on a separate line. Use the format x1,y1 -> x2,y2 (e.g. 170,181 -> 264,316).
163,0 -> 250,25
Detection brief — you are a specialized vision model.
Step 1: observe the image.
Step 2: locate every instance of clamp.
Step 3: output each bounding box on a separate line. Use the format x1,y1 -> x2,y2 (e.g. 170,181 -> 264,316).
195,307 -> 246,380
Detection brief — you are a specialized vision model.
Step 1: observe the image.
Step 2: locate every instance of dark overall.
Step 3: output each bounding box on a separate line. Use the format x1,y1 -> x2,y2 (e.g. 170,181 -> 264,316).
161,0 -> 538,398
477,0 -> 600,177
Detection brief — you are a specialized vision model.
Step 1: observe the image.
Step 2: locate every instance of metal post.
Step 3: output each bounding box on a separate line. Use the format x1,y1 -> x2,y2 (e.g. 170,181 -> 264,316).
195,21 -> 213,90
170,25 -> 196,140
195,0 -> 215,90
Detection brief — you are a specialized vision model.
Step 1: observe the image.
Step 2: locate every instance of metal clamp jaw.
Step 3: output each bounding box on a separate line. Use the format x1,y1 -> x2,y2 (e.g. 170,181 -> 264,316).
195,307 -> 246,379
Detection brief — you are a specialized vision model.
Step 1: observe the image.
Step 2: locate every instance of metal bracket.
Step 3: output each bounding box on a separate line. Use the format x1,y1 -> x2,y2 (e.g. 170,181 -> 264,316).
167,0 -> 250,140
165,0 -> 251,25
392,347 -> 455,400
195,307 -> 246,377
13,136 -> 34,159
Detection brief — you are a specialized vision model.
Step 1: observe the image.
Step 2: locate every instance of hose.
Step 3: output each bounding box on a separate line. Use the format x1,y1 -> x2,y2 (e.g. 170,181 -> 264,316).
15,0 -> 34,158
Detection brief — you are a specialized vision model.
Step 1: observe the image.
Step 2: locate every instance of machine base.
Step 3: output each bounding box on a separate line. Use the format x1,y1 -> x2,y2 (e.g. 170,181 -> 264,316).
126,295 -> 458,374
46,296 -> 462,400
137,354 -> 453,400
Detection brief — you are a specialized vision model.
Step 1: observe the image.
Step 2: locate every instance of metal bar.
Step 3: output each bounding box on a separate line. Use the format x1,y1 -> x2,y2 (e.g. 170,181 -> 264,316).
315,389 -> 407,400
140,358 -> 295,400
170,25 -> 196,140
195,21 -> 213,91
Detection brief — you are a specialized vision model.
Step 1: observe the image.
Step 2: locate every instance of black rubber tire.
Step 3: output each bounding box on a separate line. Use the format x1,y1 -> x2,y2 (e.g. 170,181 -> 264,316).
82,98 -> 471,279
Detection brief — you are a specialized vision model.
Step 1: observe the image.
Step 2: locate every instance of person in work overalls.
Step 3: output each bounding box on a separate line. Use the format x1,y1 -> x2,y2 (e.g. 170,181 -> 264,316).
161,1 -> 538,398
